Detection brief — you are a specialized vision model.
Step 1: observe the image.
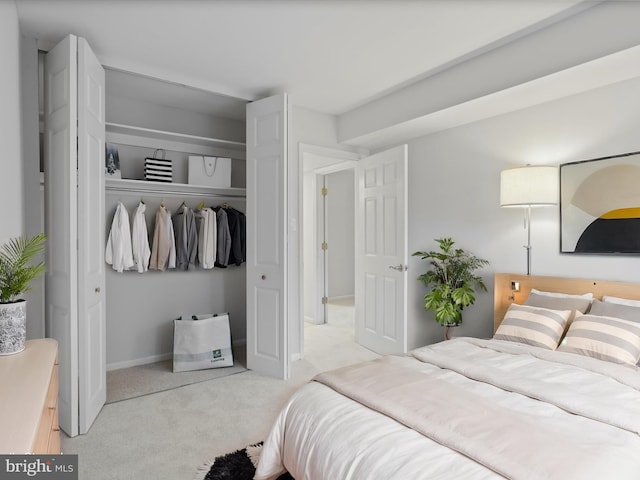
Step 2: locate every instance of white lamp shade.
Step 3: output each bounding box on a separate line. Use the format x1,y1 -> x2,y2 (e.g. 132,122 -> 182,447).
500,165 -> 558,207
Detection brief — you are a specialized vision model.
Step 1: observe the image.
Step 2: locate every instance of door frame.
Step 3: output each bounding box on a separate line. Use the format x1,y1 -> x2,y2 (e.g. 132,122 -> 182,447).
298,143 -> 361,360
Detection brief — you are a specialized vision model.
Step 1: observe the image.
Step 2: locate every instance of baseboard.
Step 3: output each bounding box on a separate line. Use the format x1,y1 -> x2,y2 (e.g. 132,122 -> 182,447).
304,315 -> 322,325
107,352 -> 173,371
107,338 -> 247,371
328,295 -> 355,302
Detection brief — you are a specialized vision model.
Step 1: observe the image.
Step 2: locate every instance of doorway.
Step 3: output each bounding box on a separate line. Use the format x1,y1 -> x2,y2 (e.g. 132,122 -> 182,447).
300,144 -> 360,358
323,169 -> 355,330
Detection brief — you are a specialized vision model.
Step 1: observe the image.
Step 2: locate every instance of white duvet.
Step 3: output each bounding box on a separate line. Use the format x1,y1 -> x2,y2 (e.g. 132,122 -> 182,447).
255,338 -> 640,480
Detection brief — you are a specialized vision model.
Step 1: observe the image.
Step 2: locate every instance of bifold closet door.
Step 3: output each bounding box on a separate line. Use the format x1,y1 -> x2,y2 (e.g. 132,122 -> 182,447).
45,33 -> 106,437
246,93 -> 289,379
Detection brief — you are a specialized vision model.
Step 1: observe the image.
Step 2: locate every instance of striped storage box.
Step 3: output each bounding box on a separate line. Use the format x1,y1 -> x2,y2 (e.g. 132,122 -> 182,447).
144,149 -> 172,182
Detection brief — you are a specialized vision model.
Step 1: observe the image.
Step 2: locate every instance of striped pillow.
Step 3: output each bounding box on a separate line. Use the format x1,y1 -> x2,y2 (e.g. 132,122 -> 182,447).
557,314 -> 640,366
494,304 -> 571,350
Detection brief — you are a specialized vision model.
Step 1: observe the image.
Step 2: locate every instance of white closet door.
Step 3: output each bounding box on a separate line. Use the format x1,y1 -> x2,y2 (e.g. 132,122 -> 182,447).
77,37 -> 106,434
45,34 -> 79,437
356,145 -> 408,355
45,34 -> 106,437
246,94 -> 289,379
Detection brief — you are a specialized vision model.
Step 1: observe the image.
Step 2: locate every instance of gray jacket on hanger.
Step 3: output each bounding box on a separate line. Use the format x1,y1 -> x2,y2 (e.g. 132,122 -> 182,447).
215,207 -> 232,268
173,205 -> 198,270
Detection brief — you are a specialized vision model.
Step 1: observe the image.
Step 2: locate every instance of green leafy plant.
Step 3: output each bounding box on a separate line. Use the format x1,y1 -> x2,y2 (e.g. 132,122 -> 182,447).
413,237 -> 489,326
0,234 -> 47,304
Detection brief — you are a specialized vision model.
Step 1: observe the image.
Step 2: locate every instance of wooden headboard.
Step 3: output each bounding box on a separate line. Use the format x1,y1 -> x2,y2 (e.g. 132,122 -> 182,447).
494,273 -> 640,332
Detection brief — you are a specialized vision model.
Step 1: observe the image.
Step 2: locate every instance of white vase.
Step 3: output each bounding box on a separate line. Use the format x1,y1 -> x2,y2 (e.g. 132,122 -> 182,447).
0,300 -> 27,355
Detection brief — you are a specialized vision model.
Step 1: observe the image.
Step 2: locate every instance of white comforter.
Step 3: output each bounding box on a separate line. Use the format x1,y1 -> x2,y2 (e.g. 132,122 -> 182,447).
255,338 -> 640,480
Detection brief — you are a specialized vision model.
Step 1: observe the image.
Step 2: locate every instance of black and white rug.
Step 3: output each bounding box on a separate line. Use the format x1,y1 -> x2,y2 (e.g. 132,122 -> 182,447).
198,442 -> 294,480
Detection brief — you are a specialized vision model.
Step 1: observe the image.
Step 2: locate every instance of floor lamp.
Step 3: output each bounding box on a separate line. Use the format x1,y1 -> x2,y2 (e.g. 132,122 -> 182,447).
500,165 -> 558,275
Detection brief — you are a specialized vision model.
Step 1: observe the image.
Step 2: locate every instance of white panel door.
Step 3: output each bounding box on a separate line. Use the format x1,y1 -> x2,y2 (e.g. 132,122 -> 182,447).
246,94 -> 289,379
44,34 -> 79,437
45,34 -> 106,436
356,145 -> 408,355
77,38 -> 106,434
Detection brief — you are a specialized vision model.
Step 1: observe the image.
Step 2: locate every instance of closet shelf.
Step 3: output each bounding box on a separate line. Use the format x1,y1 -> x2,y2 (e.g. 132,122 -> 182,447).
105,178 -> 246,198
106,122 -> 246,152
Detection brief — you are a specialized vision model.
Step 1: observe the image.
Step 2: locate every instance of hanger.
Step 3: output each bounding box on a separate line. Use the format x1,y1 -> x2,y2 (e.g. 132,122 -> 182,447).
160,199 -> 165,208
140,197 -> 145,205
198,200 -> 205,210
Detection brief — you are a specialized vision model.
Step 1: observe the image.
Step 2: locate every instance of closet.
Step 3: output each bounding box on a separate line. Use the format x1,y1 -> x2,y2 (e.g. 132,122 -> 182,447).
42,34 -> 294,438
103,68 -> 248,373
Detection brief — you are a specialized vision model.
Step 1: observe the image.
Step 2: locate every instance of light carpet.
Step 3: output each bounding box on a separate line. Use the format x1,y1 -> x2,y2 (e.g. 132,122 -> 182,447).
63,317 -> 379,480
106,345 -> 247,403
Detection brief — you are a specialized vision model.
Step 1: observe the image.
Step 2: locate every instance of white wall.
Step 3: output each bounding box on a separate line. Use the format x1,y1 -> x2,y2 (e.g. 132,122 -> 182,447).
406,75 -> 640,349
0,1 -> 23,244
326,169 -> 355,299
20,35 -> 45,339
1,3 -> 45,339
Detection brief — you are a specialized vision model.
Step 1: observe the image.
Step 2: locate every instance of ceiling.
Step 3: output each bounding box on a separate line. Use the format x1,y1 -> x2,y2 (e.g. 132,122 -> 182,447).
15,0 -> 640,147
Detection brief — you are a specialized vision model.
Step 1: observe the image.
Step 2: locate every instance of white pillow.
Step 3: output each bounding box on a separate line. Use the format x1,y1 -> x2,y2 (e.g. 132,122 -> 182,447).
602,295 -> 640,307
531,288 -> 593,299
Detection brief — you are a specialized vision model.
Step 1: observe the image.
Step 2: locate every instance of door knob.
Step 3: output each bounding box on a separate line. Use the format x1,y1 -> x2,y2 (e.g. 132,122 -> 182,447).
261,275 -> 267,280
95,287 -> 101,293
388,264 -> 407,272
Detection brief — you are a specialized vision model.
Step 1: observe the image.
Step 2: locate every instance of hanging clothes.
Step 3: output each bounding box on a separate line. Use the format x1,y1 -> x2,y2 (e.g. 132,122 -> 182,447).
149,204 -> 176,271
173,204 -> 198,270
225,207 -> 246,266
196,207 -> 217,270
214,207 -> 232,268
131,201 -> 151,273
105,201 -> 134,273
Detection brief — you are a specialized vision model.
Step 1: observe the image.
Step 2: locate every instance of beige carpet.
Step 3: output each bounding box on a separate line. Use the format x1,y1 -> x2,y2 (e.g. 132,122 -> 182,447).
106,345 -> 247,403
62,321 -> 379,480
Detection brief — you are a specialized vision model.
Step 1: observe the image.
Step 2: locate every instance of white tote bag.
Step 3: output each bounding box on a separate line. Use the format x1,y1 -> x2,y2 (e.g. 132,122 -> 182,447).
173,313 -> 234,372
188,155 -> 231,188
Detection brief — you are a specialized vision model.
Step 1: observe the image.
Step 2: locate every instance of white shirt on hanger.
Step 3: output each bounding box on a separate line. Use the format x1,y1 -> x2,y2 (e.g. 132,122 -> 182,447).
197,207 -> 217,269
105,201 -> 134,273
131,201 -> 151,273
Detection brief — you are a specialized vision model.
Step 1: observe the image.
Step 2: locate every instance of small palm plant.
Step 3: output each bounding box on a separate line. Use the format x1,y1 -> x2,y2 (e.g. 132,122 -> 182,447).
413,237 -> 489,330
0,234 -> 47,304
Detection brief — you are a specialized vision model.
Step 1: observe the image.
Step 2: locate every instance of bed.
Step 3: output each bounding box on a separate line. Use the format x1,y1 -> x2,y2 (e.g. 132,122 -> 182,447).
254,273 -> 640,480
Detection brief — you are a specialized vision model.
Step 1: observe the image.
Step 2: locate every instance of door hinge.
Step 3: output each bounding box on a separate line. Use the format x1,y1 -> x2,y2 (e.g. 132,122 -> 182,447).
322,296 -> 328,305
321,187 -> 328,196
321,242 -> 328,251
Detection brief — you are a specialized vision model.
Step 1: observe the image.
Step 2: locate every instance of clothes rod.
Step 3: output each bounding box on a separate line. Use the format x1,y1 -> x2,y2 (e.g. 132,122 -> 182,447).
105,185 -> 246,199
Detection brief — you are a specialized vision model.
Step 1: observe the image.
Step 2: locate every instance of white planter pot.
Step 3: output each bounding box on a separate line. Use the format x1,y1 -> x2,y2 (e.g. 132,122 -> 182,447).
0,300 -> 27,355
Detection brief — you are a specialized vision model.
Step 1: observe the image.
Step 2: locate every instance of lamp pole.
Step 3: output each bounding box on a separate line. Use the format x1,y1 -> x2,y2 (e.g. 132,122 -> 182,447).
524,205 -> 532,275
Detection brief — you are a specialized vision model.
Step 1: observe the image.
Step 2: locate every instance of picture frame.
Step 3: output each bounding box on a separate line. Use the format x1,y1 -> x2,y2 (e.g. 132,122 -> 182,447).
105,143 -> 121,178
560,151 -> 640,254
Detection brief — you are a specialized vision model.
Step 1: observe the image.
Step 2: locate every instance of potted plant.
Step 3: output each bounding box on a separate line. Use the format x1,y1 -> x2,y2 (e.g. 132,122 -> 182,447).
0,234 -> 46,355
413,237 -> 489,340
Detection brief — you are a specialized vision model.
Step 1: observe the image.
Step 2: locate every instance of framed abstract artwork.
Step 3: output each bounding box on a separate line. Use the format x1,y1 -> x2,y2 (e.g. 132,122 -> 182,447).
560,151 -> 640,254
